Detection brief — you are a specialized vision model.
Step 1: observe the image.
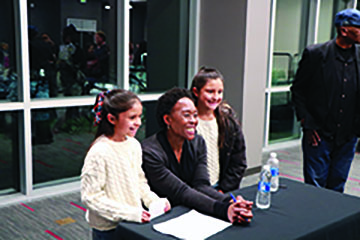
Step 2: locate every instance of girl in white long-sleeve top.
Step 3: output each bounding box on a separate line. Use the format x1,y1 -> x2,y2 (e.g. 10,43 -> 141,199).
81,89 -> 170,240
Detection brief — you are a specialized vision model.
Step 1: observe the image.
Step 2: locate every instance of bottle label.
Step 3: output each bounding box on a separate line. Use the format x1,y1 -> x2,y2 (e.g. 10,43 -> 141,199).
258,181 -> 270,193
271,167 -> 279,177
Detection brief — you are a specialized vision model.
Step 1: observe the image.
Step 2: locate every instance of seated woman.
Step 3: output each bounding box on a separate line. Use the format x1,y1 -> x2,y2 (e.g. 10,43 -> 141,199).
191,66 -> 247,193
141,87 -> 253,223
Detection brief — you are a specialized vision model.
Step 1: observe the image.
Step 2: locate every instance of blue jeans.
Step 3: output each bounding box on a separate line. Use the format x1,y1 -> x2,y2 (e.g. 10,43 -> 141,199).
92,228 -> 116,240
302,135 -> 357,193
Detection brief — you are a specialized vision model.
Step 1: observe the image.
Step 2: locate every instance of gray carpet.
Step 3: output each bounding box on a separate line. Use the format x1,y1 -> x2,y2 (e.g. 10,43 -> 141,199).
0,192 -> 90,240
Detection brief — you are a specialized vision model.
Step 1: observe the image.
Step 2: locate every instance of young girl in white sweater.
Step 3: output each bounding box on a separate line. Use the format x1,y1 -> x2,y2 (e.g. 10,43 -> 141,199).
81,89 -> 170,240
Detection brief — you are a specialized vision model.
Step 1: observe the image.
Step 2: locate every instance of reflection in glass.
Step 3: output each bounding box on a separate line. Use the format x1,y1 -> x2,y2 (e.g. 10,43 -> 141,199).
129,0 -> 189,93
271,53 -> 295,86
28,0 -> 118,99
32,106 -> 95,186
0,111 -> 21,195
139,101 -> 159,140
269,92 -> 300,142
0,0 -> 18,102
129,1 -> 148,93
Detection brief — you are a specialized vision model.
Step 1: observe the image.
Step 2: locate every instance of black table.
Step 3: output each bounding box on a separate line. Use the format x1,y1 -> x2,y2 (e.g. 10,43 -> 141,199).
116,178 -> 360,239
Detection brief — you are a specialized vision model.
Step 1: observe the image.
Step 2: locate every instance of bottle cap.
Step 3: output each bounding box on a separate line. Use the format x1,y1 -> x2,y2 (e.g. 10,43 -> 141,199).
262,164 -> 271,171
270,152 -> 277,158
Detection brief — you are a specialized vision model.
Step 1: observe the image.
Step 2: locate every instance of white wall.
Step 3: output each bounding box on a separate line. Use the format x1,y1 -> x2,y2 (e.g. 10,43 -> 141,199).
241,0 -> 272,168
197,0 -> 246,117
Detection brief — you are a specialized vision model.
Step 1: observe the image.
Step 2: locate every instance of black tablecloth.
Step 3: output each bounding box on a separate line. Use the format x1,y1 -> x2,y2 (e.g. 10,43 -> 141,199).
116,178 -> 360,240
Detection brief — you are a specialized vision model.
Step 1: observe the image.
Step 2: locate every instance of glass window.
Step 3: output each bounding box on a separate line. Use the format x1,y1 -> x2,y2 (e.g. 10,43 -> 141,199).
0,0 -> 19,102
318,0 -> 352,43
129,1 -> 147,93
129,0 -> 189,94
269,92 -> 300,143
267,0 -> 309,144
27,0 -> 117,99
141,101 -> 159,139
0,111 -> 21,195
271,0 -> 306,87
271,53 -> 294,86
317,0 -> 336,43
31,101 -> 158,187
32,106 -> 95,186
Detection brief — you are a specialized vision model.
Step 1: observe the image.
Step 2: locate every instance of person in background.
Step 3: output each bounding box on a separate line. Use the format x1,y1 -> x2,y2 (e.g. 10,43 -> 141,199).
28,26 -> 54,82
191,67 -> 247,193
58,24 -> 85,123
81,89 -> 170,240
291,8 -> 360,193
41,33 -> 58,61
142,87 -> 253,224
28,26 -> 56,144
129,42 -> 135,64
41,33 -> 58,97
84,31 -> 110,94
94,31 -> 110,83
58,24 -> 84,97
132,40 -> 147,67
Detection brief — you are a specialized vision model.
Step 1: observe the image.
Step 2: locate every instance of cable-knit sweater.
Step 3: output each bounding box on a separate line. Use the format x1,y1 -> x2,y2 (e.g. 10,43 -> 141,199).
196,118 -> 220,185
81,135 -> 160,231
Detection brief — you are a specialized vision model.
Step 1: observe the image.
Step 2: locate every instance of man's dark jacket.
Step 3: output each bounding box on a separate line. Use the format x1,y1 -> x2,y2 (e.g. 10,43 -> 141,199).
291,39 -> 360,137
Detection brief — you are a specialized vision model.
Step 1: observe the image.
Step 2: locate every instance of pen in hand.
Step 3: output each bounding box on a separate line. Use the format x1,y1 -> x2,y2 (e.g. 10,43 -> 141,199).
230,193 -> 252,223
230,193 -> 237,202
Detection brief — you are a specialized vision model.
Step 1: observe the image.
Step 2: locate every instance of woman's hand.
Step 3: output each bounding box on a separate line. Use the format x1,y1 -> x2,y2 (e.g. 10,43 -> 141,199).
229,195 -> 253,209
227,197 -> 253,224
141,210 -> 151,223
235,195 -> 253,209
164,200 -> 171,213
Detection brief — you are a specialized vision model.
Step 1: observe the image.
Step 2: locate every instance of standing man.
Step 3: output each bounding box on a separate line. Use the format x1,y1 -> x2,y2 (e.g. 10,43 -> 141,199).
291,8 -> 360,193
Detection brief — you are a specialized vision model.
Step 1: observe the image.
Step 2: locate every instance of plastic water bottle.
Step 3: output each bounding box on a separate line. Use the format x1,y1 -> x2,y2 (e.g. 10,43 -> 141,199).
267,152 -> 279,192
255,164 -> 272,209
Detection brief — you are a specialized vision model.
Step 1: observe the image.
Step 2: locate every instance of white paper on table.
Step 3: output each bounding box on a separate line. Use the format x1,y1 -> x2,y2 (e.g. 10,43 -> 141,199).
149,199 -> 167,220
152,210 -> 231,240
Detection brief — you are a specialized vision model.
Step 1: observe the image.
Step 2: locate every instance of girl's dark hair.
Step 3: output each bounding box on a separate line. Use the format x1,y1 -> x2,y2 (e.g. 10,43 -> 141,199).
94,89 -> 140,139
156,87 -> 194,129
191,66 -> 238,148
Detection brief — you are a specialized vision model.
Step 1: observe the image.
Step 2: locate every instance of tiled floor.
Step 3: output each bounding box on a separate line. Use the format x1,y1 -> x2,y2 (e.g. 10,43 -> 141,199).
1,143 -> 360,240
